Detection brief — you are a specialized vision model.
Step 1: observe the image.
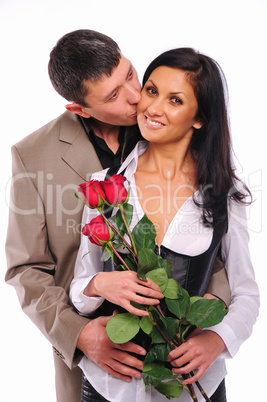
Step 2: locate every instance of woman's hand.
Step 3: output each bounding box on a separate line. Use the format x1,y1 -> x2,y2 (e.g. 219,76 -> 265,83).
167,330 -> 226,384
83,271 -> 164,316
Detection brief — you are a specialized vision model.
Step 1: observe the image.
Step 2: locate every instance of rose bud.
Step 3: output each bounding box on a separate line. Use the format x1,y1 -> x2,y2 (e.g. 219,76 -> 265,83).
78,180 -> 106,208
82,216 -> 114,246
100,174 -> 129,206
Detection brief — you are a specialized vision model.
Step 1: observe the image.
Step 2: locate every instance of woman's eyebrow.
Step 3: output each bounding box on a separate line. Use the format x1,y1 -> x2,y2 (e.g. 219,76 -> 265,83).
146,79 -> 187,98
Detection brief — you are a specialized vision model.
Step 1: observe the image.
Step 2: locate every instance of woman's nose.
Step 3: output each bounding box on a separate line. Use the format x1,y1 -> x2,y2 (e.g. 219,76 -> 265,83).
146,98 -> 164,116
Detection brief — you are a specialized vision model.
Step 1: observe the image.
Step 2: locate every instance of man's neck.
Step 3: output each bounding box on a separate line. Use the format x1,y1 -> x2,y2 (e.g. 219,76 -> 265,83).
89,119 -> 120,154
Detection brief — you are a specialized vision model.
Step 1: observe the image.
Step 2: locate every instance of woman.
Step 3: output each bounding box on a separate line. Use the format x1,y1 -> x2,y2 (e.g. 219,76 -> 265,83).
70,48 -> 259,402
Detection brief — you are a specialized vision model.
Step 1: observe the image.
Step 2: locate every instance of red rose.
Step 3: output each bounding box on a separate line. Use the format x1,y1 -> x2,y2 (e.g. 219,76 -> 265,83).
82,215 -> 114,246
100,175 -> 128,206
78,180 -> 105,208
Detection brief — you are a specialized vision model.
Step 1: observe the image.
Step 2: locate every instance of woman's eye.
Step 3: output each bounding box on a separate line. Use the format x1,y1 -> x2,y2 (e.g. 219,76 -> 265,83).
171,97 -> 182,105
146,87 -> 157,96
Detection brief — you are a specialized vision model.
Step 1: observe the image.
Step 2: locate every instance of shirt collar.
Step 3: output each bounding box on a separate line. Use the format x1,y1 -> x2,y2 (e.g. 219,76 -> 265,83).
79,116 -> 125,146
118,141 -> 148,180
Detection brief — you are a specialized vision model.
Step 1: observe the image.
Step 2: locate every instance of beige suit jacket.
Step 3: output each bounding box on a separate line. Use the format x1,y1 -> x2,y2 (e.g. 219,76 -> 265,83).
5,110 -> 103,399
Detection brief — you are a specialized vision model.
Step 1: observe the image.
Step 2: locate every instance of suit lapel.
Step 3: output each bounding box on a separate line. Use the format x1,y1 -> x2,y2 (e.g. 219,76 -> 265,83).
59,111 -> 102,181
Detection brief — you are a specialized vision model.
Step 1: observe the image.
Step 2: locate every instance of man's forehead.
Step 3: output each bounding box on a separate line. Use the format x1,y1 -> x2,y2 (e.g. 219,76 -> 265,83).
84,55 -> 132,104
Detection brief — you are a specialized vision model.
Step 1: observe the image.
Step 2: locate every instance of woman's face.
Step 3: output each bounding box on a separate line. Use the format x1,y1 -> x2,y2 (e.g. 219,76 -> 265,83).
137,66 -> 202,145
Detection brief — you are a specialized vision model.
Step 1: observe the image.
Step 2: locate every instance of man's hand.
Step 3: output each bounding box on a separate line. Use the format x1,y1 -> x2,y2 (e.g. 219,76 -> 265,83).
77,313 -> 146,382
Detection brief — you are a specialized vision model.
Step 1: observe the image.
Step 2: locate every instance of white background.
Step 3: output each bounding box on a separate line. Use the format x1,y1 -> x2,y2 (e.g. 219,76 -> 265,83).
1,0 -> 266,401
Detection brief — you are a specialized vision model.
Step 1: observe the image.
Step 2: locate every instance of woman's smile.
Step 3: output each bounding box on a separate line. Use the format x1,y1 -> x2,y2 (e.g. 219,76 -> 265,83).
144,115 -> 165,128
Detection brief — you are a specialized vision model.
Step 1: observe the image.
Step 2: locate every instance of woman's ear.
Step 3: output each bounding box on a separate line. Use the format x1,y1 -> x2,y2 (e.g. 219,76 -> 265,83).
65,103 -> 91,118
193,119 -> 203,130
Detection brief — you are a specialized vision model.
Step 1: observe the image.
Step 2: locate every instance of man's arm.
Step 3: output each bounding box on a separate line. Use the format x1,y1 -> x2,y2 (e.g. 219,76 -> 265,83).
77,315 -> 146,381
6,145 -> 146,377
5,145 -> 89,368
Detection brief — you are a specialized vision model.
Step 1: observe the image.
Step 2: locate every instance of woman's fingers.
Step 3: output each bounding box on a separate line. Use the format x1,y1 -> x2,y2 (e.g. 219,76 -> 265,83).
167,331 -> 226,384
91,271 -> 163,315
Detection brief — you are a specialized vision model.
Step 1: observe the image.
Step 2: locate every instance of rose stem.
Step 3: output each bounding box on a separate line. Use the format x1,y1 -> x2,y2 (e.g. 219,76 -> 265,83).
155,306 -> 211,402
119,205 -> 138,257
150,311 -> 198,402
100,210 -> 135,260
107,242 -> 131,271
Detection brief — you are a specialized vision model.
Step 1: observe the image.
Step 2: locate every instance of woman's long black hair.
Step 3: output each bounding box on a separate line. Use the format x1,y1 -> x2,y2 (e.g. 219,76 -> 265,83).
142,48 -> 251,227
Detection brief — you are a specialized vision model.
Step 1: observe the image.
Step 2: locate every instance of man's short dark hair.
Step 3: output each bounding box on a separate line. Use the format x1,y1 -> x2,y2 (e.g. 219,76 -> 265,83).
48,29 -> 121,106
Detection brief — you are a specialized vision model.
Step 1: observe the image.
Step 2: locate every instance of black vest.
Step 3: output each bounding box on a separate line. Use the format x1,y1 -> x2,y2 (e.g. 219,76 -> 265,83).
90,217 -> 226,319
89,166 -> 227,319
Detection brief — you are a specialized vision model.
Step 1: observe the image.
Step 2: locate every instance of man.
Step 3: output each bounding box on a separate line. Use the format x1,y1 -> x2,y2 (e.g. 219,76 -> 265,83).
5,29 -> 144,402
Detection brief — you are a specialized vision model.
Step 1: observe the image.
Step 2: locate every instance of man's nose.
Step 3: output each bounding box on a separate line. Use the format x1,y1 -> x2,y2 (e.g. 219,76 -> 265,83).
126,82 -> 141,104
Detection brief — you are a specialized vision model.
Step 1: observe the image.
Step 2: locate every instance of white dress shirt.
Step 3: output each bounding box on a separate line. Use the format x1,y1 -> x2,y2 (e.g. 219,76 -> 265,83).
70,141 -> 260,402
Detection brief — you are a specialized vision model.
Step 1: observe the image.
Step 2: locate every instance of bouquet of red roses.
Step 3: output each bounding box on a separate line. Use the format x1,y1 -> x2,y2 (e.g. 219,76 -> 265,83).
76,174 -> 227,401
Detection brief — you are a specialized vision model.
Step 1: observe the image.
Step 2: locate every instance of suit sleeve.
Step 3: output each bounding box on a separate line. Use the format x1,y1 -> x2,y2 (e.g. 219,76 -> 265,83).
5,145 -> 89,369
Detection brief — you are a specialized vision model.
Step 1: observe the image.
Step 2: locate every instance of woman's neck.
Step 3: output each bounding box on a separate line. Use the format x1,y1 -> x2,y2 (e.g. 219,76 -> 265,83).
137,141 -> 196,181
134,142 -> 197,247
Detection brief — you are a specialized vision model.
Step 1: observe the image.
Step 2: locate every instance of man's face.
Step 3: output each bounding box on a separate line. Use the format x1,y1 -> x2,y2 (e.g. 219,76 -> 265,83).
81,55 -> 141,126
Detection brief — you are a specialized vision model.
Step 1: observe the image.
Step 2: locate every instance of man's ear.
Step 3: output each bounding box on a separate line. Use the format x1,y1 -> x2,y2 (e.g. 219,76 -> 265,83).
65,103 -> 91,118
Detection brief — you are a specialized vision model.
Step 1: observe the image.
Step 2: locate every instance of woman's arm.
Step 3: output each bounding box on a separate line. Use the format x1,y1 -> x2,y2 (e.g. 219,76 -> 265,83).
168,201 -> 260,383
168,330 -> 226,384
70,203 -> 163,317
84,270 -> 163,316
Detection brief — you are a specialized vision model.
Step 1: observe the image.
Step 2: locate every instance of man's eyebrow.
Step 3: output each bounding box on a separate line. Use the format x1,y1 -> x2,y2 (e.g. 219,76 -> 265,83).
103,85 -> 119,102
103,64 -> 134,102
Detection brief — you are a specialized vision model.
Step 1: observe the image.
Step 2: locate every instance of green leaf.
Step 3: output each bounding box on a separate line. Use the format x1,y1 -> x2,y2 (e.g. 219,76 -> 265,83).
132,215 -> 156,252
149,325 -> 166,344
155,380 -> 184,399
163,278 -> 180,299
139,315 -> 154,335
190,296 -> 203,305
146,268 -> 169,292
142,362 -> 176,390
116,264 -> 128,271
108,204 -> 133,239
131,301 -> 147,311
137,248 -> 158,279
101,247 -> 113,262
180,323 -> 194,342
165,288 -> 190,319
121,203 -> 133,227
160,317 -> 179,340
186,299 -> 227,327
144,343 -> 171,363
149,306 -> 166,327
109,214 -> 125,238
105,313 -> 140,343
156,255 -> 173,278
124,256 -> 137,271
101,242 -> 123,262
147,313 -> 179,344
